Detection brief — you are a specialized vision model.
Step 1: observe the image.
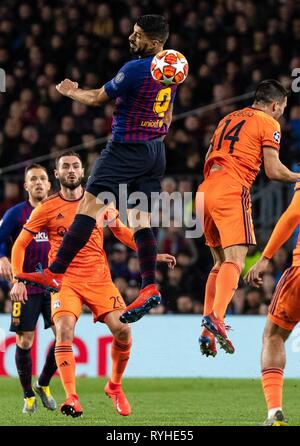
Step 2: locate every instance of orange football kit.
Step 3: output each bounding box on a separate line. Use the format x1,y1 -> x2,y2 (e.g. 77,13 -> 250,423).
11,191 -> 136,323
11,190 -> 137,416
198,106 -> 281,249
262,182 -> 300,331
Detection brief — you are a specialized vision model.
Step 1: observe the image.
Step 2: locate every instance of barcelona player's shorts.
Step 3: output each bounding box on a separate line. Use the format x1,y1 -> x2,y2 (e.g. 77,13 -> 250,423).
86,139 -> 166,211
197,169 -> 256,249
51,279 -> 126,323
10,292 -> 52,332
268,266 -> 300,331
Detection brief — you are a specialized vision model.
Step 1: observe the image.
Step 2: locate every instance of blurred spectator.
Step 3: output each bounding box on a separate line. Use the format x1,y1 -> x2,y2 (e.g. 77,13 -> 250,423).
244,288 -> 264,315
176,295 -> 194,314
109,243 -> 129,280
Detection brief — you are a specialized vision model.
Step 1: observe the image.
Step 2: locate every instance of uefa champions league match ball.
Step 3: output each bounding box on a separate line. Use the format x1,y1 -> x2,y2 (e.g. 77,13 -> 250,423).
151,49 -> 189,86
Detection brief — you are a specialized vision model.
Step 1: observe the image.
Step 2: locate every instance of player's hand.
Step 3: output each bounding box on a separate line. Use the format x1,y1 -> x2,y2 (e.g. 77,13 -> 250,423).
244,257 -> 270,288
0,257 -> 13,282
10,282 -> 28,304
56,79 -> 79,97
157,253 -> 176,269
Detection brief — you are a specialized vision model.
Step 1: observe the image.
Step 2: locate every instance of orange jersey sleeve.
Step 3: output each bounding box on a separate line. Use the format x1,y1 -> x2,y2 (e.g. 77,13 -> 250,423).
11,229 -> 35,277
109,217 -> 137,251
205,107 -> 281,188
263,186 -> 300,260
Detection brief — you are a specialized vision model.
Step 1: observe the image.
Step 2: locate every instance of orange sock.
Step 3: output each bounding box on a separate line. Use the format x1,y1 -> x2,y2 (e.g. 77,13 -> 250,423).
111,337 -> 132,385
204,267 -> 220,316
54,342 -> 76,398
213,261 -> 241,319
261,368 -> 283,410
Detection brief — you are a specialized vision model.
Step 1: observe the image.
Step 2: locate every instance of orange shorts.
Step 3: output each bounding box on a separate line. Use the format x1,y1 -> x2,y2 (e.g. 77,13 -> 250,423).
197,170 -> 256,248
268,266 -> 300,331
51,279 -> 126,323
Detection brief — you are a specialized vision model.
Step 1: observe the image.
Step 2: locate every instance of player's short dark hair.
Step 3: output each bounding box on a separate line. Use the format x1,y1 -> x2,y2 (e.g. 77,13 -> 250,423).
136,15 -> 169,44
55,151 -> 82,168
254,79 -> 289,105
24,163 -> 48,179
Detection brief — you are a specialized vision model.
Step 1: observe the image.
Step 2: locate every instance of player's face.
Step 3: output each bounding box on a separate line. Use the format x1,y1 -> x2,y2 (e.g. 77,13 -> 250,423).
55,156 -> 84,190
273,97 -> 287,120
24,168 -> 51,201
129,24 -> 160,56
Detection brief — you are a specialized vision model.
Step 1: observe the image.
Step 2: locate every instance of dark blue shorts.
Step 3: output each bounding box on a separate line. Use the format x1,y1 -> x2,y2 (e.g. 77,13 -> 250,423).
10,292 -> 52,332
86,139 -> 166,210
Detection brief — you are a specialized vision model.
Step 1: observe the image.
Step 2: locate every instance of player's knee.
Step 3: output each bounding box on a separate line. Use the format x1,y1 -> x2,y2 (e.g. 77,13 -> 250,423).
114,324 -> 131,341
54,317 -> 75,342
16,332 -> 34,350
263,329 -> 285,347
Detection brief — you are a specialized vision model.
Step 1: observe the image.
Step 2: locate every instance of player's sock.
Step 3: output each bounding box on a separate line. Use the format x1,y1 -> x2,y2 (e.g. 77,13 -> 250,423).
38,342 -> 57,386
262,368 -> 284,413
15,345 -> 34,398
203,266 -> 220,316
134,228 -> 157,289
54,342 -> 76,397
213,261 -> 241,319
111,337 -> 132,384
49,214 -> 96,274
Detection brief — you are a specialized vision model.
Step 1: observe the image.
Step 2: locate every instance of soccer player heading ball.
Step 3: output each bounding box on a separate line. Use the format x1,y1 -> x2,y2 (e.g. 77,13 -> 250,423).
16,15 -> 181,323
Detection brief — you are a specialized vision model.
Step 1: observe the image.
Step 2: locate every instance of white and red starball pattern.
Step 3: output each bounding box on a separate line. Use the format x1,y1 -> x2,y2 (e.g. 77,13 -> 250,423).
151,49 -> 189,86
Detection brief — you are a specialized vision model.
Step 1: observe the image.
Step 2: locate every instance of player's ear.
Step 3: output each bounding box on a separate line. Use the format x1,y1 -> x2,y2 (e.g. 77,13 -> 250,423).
47,181 -> 51,191
23,182 -> 28,192
54,169 -> 58,179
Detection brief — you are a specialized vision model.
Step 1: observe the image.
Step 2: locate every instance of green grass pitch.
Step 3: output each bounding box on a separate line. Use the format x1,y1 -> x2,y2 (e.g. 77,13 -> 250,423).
0,377 -> 299,426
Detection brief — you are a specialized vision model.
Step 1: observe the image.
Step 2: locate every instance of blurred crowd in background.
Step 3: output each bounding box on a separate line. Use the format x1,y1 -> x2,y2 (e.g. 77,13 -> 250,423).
1,0 -> 300,315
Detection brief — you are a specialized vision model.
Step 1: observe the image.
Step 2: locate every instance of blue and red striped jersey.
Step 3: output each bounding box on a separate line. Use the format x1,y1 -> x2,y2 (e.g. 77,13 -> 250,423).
104,56 -> 177,142
0,201 -> 50,295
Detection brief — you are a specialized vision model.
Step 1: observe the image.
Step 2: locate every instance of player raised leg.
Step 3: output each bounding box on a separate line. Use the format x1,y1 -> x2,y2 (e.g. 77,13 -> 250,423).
202,245 -> 247,354
199,247 -> 224,357
104,311 -> 132,416
120,210 -> 161,324
54,313 -> 83,417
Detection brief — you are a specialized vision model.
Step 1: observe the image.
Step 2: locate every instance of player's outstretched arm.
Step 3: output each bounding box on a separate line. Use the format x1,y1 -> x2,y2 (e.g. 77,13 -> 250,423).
263,149 -> 299,183
56,79 -> 110,106
244,191 -> 300,286
11,229 -> 34,280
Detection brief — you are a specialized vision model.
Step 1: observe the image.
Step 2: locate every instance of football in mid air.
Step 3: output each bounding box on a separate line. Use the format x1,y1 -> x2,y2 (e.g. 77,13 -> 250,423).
151,49 -> 189,86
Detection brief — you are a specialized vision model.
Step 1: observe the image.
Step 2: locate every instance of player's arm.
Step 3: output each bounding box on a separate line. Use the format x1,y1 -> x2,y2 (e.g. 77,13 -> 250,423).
56,79 -> 110,107
56,62 -> 136,107
10,229 -> 35,304
263,149 -> 299,182
245,190 -> 300,286
0,207 -> 20,281
11,202 -> 48,278
109,217 -> 137,251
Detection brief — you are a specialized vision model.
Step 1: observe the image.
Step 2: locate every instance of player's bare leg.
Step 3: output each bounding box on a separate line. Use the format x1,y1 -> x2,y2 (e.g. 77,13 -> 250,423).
54,313 -> 83,417
261,319 -> 289,426
199,247 -> 224,357
104,310 -> 132,416
202,244 -> 248,354
120,209 -> 161,324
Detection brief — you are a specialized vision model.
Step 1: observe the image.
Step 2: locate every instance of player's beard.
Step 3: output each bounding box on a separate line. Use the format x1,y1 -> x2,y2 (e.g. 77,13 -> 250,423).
129,43 -> 149,57
59,175 -> 83,190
